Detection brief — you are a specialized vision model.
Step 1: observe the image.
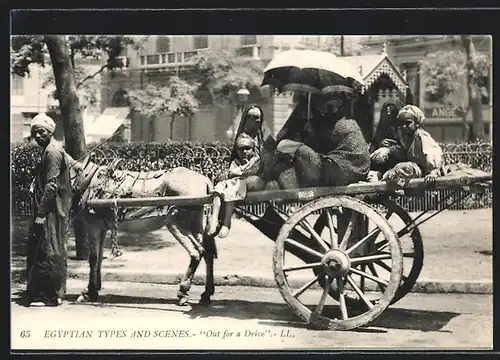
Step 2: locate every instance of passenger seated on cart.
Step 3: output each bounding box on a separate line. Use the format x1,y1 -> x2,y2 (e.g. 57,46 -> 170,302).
258,89 -> 371,189
207,105 -> 276,238
371,104 -> 445,184
209,133 -> 261,238
368,98 -> 406,178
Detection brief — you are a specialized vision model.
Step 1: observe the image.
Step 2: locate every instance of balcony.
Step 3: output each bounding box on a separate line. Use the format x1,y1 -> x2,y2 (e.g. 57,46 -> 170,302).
138,50 -> 201,69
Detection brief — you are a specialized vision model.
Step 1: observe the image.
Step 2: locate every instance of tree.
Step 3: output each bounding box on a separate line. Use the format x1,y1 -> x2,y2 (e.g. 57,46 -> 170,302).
419,47 -> 489,140
300,35 -> 368,57
462,35 -> 488,141
190,49 -> 265,105
11,35 -> 145,260
128,76 -> 199,141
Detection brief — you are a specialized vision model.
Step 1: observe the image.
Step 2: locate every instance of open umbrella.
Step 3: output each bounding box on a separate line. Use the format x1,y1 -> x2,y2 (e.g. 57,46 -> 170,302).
261,49 -> 365,95
261,49 -> 365,121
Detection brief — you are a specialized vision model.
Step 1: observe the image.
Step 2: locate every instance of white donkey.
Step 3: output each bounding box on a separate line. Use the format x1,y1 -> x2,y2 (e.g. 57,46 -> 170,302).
67,154 -> 221,306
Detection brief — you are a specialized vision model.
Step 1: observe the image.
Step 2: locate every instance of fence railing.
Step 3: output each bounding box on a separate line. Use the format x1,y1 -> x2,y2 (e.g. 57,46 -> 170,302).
12,143 -> 492,216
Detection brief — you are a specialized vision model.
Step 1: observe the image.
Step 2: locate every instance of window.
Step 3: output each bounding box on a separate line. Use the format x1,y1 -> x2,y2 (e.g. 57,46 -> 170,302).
146,54 -> 160,65
12,74 -> 24,95
176,52 -> 183,62
167,53 -> 176,63
156,36 -> 170,53
193,36 -> 208,49
237,47 -> 254,57
241,35 -> 257,46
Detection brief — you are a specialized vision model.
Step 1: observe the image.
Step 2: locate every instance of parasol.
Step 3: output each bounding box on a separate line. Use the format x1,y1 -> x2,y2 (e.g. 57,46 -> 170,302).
261,49 -> 365,121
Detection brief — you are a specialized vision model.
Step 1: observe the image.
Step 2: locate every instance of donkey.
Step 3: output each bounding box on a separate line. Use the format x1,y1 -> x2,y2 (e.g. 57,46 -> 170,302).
67,154 -> 220,306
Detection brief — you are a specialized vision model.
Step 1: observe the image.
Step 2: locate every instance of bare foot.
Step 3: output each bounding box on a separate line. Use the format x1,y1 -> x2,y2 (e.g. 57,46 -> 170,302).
218,226 -> 230,238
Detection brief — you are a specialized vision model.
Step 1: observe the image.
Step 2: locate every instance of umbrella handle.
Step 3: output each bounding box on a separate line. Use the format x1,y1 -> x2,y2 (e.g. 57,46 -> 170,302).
307,92 -> 311,123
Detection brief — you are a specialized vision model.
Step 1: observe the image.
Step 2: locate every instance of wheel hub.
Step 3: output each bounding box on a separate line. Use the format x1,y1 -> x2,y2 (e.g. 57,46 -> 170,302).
321,249 -> 351,278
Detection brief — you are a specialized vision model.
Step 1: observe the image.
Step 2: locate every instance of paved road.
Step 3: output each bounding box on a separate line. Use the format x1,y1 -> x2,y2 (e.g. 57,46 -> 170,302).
11,280 -> 492,351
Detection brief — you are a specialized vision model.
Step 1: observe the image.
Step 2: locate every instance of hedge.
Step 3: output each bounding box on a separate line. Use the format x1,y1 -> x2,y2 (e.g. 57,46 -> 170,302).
11,140 -> 492,215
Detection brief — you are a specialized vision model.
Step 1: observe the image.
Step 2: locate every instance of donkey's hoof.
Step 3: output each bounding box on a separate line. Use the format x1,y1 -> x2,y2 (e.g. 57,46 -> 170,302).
75,294 -> 89,303
177,296 -> 190,306
75,291 -> 98,303
198,294 -> 212,306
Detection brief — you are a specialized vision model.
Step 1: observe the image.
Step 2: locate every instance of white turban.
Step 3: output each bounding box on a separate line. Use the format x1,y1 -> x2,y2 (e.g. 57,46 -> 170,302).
30,113 -> 56,134
397,105 -> 425,125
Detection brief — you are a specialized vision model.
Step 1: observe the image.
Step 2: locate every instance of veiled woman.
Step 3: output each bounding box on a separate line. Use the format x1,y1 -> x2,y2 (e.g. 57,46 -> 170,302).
22,114 -> 73,307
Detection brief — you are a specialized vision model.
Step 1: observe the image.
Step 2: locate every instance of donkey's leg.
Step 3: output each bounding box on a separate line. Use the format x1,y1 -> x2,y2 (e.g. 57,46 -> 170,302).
96,228 -> 108,291
76,215 -> 103,303
200,234 -> 216,306
165,209 -> 203,306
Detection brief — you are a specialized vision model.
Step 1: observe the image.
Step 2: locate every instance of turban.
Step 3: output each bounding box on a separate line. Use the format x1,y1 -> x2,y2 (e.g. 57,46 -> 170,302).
30,113 -> 56,134
236,133 -> 255,149
247,107 -> 262,118
397,105 -> 425,125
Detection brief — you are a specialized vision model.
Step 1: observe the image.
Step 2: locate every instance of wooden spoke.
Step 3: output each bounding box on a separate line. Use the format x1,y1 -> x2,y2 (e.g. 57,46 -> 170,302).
349,266 -> 389,287
345,227 -> 381,255
346,275 -> 374,310
403,252 -> 415,258
375,261 -> 408,281
385,209 -> 394,219
285,238 -> 324,259
325,208 -> 338,249
337,277 -> 349,320
359,264 -> 366,293
292,275 -> 320,298
374,239 -> 389,252
283,262 -> 322,273
339,212 -> 357,250
298,219 -> 330,253
314,275 -> 333,316
367,263 -> 387,292
350,253 -> 392,265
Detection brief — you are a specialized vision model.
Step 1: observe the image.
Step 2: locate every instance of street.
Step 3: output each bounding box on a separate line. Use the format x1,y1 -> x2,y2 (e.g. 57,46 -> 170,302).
11,280 -> 492,350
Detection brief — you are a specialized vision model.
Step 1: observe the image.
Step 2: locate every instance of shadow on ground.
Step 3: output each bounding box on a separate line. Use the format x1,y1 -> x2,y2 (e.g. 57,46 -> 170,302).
11,216 -> 176,259
10,286 -> 461,333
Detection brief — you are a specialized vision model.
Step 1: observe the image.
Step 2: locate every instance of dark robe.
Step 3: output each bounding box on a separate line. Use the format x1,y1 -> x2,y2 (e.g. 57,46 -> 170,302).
26,139 -> 72,304
275,102 -> 371,187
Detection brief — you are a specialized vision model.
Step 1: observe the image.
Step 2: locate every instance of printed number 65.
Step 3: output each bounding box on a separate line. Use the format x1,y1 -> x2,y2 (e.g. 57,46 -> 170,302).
20,330 -> 30,338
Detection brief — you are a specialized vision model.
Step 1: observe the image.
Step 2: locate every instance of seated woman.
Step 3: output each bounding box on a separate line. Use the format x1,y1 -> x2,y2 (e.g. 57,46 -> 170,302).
376,104 -> 445,184
257,89 -> 371,189
368,98 -> 406,179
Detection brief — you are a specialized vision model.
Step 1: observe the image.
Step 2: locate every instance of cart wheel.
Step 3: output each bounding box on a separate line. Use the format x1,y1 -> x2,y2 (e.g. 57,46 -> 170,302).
313,196 -> 423,305
273,196 -> 403,331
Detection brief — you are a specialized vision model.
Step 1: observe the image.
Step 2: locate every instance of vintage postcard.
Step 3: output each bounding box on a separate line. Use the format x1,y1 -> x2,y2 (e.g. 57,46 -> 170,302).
10,9 -> 494,352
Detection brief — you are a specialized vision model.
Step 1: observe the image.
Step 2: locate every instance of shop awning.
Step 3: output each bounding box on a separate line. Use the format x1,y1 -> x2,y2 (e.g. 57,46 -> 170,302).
87,107 -> 130,138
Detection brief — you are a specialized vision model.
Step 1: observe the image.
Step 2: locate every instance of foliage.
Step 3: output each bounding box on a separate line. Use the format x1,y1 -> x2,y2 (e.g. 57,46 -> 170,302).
128,76 -> 199,119
419,49 -> 490,111
11,35 -> 146,110
190,49 -> 265,103
316,36 -> 369,56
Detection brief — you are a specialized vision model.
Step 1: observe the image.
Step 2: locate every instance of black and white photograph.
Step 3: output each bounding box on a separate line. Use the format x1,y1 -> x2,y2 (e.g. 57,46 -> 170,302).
10,11 -> 493,351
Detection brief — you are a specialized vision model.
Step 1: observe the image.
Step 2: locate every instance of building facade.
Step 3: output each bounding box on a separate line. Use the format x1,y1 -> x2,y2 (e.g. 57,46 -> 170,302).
11,59 -> 105,144
360,35 -> 492,142
101,35 -> 358,143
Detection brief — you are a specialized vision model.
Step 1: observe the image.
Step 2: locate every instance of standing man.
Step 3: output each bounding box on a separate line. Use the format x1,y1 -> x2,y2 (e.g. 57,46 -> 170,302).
22,113 -> 73,307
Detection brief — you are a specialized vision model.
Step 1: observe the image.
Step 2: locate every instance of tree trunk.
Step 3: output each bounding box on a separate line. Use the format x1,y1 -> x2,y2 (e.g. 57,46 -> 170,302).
44,35 -> 89,260
461,35 -> 485,141
340,36 -> 345,57
170,114 -> 176,141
